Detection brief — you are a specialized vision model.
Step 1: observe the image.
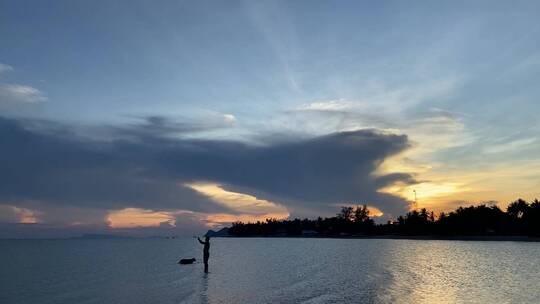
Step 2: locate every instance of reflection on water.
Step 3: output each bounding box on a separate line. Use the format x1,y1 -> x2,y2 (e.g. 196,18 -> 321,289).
1,238 -> 539,304
382,240 -> 540,304
199,273 -> 209,304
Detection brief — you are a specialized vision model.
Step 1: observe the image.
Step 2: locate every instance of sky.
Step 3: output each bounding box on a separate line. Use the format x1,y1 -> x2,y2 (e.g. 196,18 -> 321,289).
1,0 -> 540,238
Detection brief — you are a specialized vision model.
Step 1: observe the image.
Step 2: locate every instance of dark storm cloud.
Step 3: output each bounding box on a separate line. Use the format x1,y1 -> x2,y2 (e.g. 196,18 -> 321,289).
0,117 -> 224,214
155,130 -> 415,215
0,116 -> 415,220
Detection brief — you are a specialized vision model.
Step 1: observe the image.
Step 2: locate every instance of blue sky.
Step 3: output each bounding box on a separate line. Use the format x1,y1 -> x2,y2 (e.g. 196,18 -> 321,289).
2,1 -> 537,123
1,0 -> 540,237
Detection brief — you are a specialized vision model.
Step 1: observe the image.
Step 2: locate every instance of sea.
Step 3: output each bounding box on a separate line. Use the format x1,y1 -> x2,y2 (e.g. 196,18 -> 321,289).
1,237 -> 539,304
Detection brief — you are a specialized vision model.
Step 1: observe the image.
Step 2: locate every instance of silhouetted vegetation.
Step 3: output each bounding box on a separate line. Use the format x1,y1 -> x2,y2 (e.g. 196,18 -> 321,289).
229,199 -> 540,238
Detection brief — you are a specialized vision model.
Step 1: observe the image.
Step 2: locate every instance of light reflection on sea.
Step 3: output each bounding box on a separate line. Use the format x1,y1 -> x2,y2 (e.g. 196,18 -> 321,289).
1,238 -> 539,303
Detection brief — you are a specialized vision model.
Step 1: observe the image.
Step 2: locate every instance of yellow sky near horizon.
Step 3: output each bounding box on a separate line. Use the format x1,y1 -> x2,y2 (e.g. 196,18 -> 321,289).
377,148 -> 540,213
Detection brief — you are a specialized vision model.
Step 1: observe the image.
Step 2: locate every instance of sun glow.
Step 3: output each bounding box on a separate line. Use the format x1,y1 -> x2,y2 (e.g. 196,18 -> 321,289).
381,181 -> 467,210
185,182 -> 290,225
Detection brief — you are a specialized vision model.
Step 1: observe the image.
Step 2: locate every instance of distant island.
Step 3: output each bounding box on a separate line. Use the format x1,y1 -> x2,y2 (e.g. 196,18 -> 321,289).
225,199 -> 540,240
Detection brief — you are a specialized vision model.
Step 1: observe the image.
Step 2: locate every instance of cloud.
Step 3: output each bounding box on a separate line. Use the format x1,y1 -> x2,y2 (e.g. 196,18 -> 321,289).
107,208 -> 178,228
295,99 -> 353,112
222,113 -> 236,124
0,63 -> 47,105
0,115 -> 414,233
0,116 -> 227,214
0,205 -> 28,223
482,137 -> 538,155
0,63 -> 14,74
0,84 -> 47,103
186,182 -> 290,226
111,114 -> 236,139
294,78 -> 458,115
285,99 -> 472,157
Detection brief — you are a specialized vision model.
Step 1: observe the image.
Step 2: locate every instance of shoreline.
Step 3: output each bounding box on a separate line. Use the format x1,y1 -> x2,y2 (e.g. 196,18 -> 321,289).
220,235 -> 540,242
2,235 -> 539,242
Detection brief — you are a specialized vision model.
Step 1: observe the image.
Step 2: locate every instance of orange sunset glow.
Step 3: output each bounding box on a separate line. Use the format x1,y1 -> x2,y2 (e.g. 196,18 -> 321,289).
186,182 -> 290,224
107,208 -> 177,228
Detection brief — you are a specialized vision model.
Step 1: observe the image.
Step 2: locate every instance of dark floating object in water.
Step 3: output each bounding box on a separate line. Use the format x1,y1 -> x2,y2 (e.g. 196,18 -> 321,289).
178,258 -> 196,265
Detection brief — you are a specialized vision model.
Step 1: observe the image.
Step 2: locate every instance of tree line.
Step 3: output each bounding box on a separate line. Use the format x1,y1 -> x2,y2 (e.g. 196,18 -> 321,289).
228,199 -> 540,237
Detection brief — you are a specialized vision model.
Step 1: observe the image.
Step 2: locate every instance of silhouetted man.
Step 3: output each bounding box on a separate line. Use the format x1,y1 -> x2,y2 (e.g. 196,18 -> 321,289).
197,236 -> 210,273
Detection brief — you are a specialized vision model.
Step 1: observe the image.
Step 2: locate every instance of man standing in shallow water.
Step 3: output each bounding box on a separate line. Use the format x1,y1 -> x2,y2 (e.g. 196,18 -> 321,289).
197,236 -> 210,273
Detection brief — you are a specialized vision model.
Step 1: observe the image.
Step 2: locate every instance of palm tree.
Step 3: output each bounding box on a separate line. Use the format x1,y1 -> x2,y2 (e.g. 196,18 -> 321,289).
354,205 -> 370,223
507,199 -> 529,219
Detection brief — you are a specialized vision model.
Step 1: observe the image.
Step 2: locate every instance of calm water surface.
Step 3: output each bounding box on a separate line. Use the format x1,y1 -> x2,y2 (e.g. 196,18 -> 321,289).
1,238 -> 539,303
